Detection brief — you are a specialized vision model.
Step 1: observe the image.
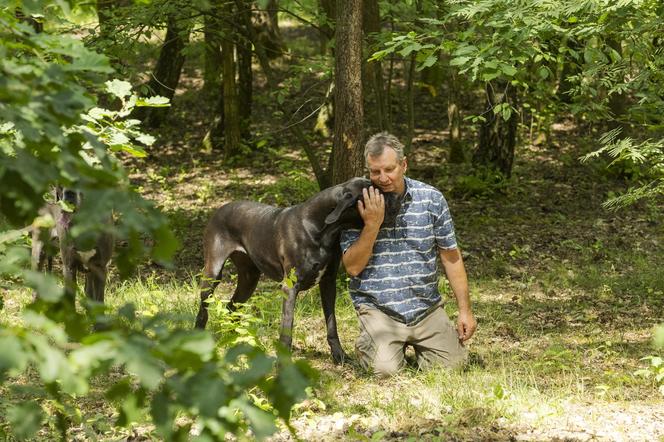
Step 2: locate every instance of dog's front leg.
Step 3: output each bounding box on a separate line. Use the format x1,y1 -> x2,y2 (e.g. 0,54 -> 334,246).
60,243 -> 78,303
279,285 -> 299,351
319,265 -> 348,364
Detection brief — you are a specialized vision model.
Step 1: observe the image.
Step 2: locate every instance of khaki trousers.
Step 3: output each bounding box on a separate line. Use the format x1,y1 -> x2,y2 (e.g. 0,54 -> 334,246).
355,304 -> 467,377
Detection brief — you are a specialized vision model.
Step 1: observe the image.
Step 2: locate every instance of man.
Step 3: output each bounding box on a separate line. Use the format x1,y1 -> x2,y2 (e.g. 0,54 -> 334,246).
341,132 -> 477,376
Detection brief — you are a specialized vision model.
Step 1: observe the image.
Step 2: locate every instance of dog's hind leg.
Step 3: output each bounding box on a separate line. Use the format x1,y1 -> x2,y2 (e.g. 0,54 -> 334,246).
227,252 -> 261,312
195,235 -> 234,329
319,256 -> 348,364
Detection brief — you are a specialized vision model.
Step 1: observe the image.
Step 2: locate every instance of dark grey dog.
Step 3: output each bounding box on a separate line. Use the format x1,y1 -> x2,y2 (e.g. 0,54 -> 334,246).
195,177 -> 401,363
31,187 -> 113,303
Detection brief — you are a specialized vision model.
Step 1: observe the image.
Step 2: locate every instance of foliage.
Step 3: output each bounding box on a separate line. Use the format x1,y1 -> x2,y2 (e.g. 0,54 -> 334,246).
0,294 -> 313,440
0,6 -> 313,440
0,9 -> 177,276
581,128 -> 664,209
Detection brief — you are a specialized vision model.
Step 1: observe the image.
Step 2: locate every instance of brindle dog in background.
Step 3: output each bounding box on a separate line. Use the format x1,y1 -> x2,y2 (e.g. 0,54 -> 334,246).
31,187 -> 113,303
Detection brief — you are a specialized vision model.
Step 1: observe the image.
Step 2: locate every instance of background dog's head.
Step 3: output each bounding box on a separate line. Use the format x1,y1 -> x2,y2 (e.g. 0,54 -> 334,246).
325,177 -> 401,227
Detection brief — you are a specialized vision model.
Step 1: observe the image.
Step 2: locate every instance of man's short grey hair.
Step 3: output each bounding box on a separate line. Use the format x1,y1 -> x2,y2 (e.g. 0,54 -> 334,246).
364,132 -> 405,165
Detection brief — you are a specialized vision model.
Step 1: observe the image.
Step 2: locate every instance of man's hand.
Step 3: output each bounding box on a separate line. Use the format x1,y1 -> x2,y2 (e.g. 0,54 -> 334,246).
457,309 -> 477,342
358,186 -> 385,229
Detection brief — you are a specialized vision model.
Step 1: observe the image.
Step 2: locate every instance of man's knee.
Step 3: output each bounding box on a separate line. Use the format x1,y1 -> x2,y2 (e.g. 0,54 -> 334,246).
373,357 -> 403,377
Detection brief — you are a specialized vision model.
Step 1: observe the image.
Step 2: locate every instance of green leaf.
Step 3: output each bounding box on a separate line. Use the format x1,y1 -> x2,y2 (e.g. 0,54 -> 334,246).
136,133 -> 156,146
500,64 -> 517,77
450,56 -> 471,66
7,402 -> 45,440
0,335 -> 28,378
151,223 -> 179,263
106,80 -> 133,99
120,338 -> 164,390
232,399 -> 277,440
399,42 -> 422,57
501,106 -> 512,121
419,54 -> 438,70
654,324 -> 664,349
23,271 -> 64,302
67,50 -> 112,73
136,96 -> 170,107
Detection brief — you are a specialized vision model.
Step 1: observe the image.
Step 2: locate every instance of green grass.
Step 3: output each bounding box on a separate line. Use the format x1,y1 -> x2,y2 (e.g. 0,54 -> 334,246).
2,197 -> 663,440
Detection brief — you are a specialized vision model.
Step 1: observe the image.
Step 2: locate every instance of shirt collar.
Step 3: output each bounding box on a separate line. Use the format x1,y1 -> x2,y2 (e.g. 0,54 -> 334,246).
403,177 -> 414,203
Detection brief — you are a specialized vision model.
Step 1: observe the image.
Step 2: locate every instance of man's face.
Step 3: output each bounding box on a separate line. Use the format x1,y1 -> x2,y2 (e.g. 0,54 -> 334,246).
367,147 -> 407,196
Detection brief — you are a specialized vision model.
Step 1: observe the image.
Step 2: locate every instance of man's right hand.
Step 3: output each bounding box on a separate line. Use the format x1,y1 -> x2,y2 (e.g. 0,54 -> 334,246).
358,186 -> 385,230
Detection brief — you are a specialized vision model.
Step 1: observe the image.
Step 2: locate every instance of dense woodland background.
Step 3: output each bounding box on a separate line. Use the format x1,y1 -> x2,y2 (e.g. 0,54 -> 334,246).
1,0 -> 663,440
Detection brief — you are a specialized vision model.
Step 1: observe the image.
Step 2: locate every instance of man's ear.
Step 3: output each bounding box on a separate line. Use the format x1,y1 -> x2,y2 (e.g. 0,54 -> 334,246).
402,157 -> 408,172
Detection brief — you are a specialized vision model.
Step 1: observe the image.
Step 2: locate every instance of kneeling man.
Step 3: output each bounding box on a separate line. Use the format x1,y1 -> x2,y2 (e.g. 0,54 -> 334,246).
341,132 -> 477,376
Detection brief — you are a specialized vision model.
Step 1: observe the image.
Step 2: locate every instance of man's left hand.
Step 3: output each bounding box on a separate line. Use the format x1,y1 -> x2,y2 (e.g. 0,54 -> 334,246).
457,310 -> 477,342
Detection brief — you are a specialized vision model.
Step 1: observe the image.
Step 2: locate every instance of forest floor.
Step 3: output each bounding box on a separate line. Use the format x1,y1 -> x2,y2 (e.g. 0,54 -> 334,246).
3,20 -> 664,441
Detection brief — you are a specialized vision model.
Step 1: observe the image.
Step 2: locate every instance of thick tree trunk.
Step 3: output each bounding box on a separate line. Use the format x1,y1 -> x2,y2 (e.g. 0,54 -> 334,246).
332,0 -> 364,184
363,0 -> 388,132
473,82 -> 517,178
143,15 -> 189,127
222,24 -> 241,156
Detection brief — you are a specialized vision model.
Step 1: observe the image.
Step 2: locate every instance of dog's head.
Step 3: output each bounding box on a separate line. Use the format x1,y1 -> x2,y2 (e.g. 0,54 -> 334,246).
325,177 -> 401,227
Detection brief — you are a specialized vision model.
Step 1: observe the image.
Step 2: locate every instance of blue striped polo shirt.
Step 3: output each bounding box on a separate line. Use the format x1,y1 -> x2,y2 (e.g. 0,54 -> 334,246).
340,177 -> 458,325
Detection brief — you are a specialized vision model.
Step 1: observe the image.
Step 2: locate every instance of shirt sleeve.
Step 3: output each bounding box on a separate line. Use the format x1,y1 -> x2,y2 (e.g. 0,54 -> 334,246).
432,192 -> 458,250
340,228 -> 361,254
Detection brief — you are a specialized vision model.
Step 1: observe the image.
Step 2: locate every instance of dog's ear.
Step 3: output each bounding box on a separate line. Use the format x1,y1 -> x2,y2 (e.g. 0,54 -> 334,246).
325,192 -> 356,224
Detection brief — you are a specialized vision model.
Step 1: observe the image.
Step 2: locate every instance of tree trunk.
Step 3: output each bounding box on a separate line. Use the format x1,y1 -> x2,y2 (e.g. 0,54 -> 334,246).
238,0 -> 253,139
557,35 -> 580,104
404,54 -> 416,156
606,38 -> 627,131
96,0 -> 113,40
233,0 -> 329,188
363,0 -> 388,132
222,14 -> 241,157
203,2 -> 223,96
448,86 -> 464,163
332,0 -> 364,184
473,82 -> 517,178
254,2 -> 284,59
318,0 -> 336,55
143,15 -> 189,127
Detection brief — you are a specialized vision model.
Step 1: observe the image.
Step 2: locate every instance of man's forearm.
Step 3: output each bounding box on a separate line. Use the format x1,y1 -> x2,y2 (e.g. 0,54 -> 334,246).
342,226 -> 380,277
440,248 -> 472,312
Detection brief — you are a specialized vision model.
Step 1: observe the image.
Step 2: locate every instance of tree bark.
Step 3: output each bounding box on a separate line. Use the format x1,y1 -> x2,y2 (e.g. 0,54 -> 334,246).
473,82 -> 517,178
332,0 -> 364,184
363,0 -> 388,132
254,1 -> 284,58
233,0 -> 329,188
404,54 -> 416,156
606,38 -> 627,131
238,0 -> 253,139
448,87 -> 464,163
203,2 -> 223,96
221,7 -> 241,157
318,0 -> 336,55
143,15 -> 189,127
